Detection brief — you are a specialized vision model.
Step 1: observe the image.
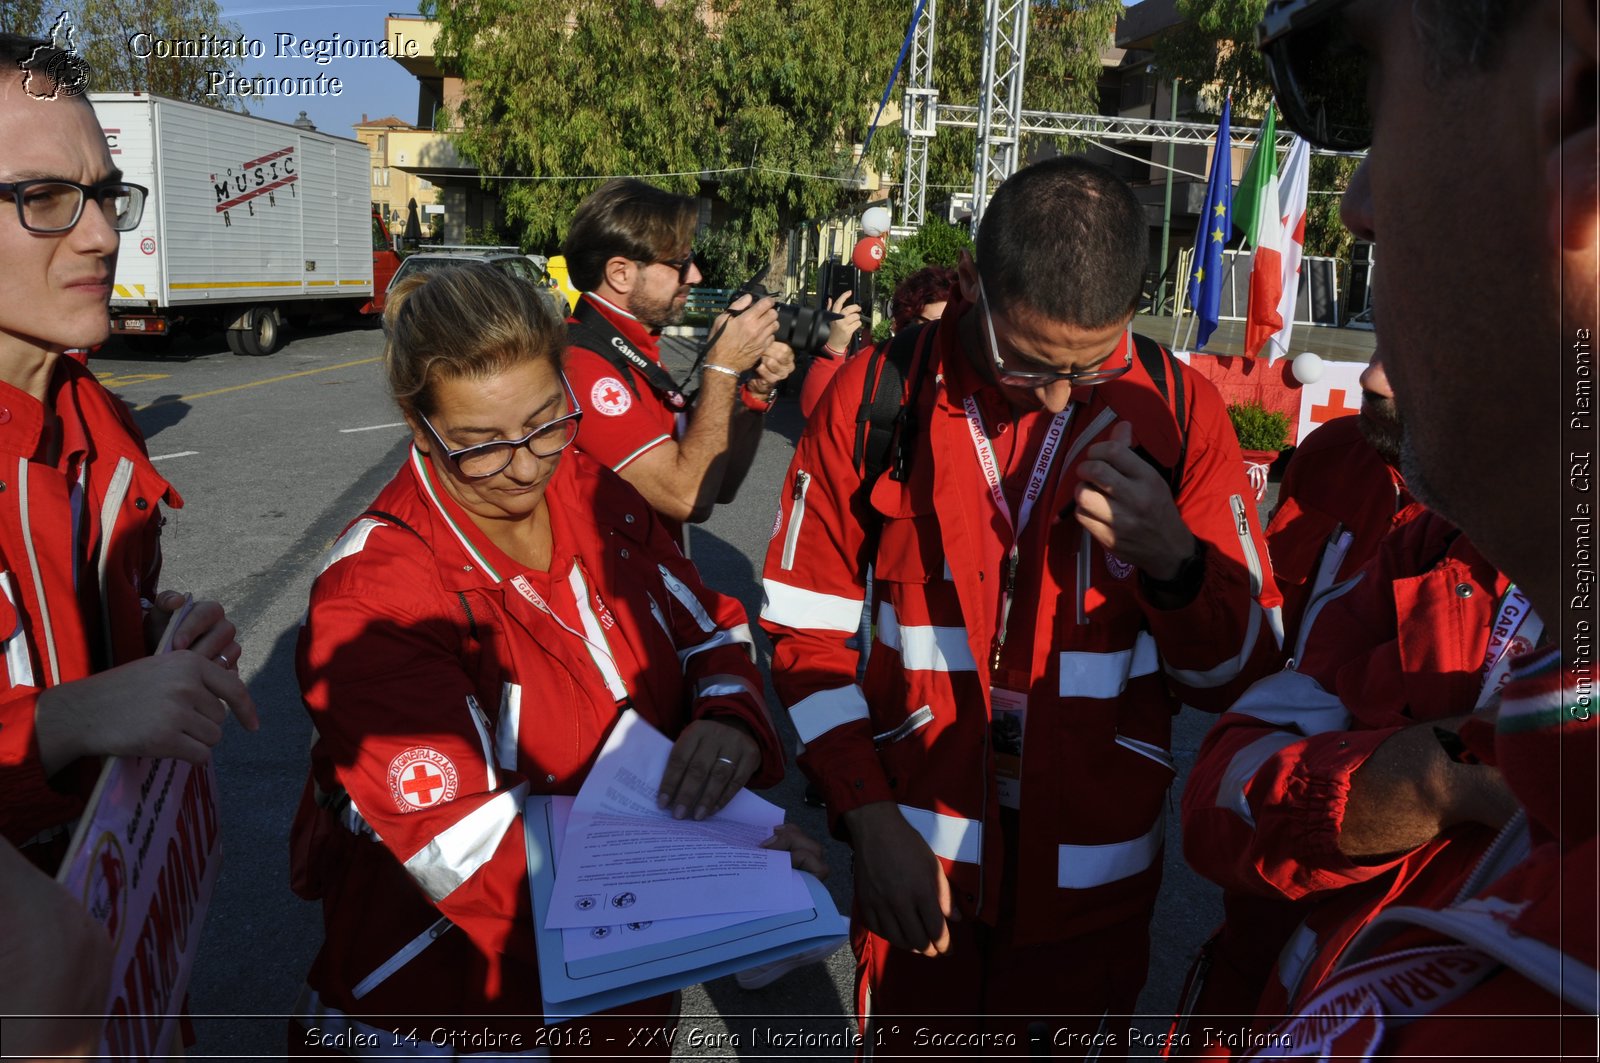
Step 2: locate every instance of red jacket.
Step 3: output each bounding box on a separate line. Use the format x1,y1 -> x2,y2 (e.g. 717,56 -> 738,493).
760,307 -> 1281,944
1263,415 -> 1409,656
1251,647 -> 1597,1060
1184,508 -> 1527,1011
292,446 -> 781,1031
0,359 -> 177,848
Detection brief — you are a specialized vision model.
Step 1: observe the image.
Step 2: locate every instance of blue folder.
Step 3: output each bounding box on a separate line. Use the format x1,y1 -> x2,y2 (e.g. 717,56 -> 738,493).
524,794 -> 849,1023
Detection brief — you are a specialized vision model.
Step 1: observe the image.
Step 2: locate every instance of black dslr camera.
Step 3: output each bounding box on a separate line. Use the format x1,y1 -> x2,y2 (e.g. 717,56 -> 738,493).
729,266 -> 841,356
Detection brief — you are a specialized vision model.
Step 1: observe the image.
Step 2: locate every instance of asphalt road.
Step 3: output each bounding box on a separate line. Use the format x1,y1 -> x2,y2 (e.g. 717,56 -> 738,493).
91,317 -> 1288,1058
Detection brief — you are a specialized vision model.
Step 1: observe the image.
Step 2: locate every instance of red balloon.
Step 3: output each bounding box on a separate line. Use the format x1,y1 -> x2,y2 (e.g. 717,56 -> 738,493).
852,235 -> 887,272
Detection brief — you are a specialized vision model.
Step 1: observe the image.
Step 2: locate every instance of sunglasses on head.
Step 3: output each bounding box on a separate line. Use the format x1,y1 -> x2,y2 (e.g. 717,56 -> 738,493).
1257,0 -> 1371,152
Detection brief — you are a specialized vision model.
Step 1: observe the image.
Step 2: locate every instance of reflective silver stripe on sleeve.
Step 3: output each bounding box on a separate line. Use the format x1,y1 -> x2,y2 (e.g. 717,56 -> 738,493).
761,579 -> 866,633
898,804 -> 982,864
1216,731 -> 1306,826
658,564 -> 716,633
612,434 -> 672,472
495,682 -> 521,773
1277,922 -> 1321,998
403,781 -> 528,903
1058,632 -> 1158,699
873,705 -> 934,746
876,602 -> 976,672
1162,599 -> 1265,689
1056,809 -> 1165,889
696,673 -> 763,703
317,517 -> 383,576
790,684 -> 871,744
1224,669 -> 1351,735
0,572 -> 34,688
678,624 -> 755,667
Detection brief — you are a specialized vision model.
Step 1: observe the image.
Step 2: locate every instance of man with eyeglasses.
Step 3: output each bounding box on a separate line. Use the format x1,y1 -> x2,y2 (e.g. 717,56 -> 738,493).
560,177 -> 795,539
1211,1 -> 1597,1057
0,31 -> 259,1054
759,155 -> 1283,1049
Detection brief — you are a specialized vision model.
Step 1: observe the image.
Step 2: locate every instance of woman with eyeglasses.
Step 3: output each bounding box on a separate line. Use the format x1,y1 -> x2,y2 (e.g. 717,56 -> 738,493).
798,264 -> 958,420
289,262 -> 819,1055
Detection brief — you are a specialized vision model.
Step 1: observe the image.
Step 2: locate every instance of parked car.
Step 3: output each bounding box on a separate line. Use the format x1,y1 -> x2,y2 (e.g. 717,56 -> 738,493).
387,247 -> 567,316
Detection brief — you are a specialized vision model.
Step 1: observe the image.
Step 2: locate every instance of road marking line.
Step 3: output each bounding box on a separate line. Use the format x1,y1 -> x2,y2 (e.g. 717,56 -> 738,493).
150,451 -> 199,461
101,373 -> 172,387
137,356 -> 382,409
339,422 -> 406,434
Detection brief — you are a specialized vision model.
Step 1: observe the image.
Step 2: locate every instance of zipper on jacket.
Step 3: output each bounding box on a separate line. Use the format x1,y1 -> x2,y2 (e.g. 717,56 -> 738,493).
1114,733 -> 1177,774
1229,494 -> 1264,597
781,471 -> 811,571
1451,810 -> 1530,903
872,705 -> 934,747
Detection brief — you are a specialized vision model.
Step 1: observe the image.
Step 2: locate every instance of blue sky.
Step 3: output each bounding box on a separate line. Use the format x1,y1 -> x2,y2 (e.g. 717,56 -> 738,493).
216,3 -> 424,138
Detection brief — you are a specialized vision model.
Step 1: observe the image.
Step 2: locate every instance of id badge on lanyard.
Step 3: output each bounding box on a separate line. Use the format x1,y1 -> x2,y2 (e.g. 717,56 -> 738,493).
991,687 -> 1027,810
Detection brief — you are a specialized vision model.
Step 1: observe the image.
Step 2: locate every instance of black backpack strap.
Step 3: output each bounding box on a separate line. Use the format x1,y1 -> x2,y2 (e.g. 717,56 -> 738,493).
1131,332 -> 1189,493
854,320 -> 937,485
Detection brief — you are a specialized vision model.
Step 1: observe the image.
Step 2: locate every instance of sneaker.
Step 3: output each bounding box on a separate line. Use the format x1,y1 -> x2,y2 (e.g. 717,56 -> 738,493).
733,939 -> 844,990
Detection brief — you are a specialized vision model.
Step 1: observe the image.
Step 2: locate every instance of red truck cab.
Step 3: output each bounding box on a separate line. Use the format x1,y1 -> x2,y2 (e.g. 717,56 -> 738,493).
366,211 -> 404,315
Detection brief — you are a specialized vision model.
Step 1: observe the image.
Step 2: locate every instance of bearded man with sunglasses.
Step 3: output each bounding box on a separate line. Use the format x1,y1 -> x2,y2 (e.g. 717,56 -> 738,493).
759,155 -> 1283,1051
1213,1 -> 1598,1057
561,178 -> 795,540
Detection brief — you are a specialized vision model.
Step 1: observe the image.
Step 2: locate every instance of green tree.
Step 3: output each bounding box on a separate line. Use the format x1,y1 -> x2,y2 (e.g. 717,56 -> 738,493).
0,1 -> 49,35
921,0 -> 1122,196
1151,0 -> 1356,260
70,0 -> 248,105
428,0 -> 907,264
878,217 -> 970,296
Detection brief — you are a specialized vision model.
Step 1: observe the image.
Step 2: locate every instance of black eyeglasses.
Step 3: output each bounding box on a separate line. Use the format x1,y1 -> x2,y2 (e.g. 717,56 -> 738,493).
422,374 -> 584,480
978,278 -> 1133,388
0,179 -> 149,234
646,252 -> 697,282
1257,0 -> 1370,152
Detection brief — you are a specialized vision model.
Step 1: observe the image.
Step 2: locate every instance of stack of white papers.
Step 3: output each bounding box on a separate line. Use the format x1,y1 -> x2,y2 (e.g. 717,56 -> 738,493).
524,711 -> 848,1021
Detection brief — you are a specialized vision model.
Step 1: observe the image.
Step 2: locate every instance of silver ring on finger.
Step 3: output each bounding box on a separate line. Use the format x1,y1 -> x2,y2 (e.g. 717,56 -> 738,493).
716,756 -> 735,765
216,653 -> 231,669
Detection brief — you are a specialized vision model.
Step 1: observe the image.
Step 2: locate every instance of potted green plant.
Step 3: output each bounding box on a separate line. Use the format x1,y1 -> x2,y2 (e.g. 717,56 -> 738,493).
1227,401 -> 1292,501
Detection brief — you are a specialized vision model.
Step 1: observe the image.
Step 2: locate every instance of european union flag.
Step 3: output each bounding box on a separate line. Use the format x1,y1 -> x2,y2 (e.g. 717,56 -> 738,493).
1187,95 -> 1233,349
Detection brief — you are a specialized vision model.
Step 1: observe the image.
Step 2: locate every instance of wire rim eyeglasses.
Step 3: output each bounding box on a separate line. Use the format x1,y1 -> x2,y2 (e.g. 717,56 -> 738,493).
978,279 -> 1133,388
0,179 -> 149,234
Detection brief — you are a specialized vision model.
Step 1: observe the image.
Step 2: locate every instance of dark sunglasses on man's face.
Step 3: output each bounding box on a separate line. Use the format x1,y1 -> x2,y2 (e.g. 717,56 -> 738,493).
1257,0 -> 1371,152
649,252 -> 698,282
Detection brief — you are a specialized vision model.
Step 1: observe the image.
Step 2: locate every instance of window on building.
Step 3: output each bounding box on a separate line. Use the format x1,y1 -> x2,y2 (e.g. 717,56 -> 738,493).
373,168 -> 390,187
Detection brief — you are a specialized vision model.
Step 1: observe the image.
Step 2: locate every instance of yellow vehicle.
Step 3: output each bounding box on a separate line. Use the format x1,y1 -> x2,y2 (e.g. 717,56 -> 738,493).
545,254 -> 581,311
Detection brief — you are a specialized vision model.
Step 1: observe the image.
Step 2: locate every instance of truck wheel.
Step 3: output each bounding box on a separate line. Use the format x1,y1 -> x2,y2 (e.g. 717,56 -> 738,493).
230,307 -> 282,356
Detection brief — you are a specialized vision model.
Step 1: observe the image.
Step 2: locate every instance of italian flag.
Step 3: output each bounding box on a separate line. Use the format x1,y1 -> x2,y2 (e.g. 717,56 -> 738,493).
1241,120 -> 1310,363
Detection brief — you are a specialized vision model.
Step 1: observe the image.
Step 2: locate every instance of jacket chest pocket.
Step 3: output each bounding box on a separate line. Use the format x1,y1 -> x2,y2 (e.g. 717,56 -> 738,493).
873,514 -> 946,585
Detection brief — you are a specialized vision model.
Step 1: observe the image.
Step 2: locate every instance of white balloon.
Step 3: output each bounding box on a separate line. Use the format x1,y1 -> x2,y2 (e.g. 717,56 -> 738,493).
1291,352 -> 1325,385
860,206 -> 893,237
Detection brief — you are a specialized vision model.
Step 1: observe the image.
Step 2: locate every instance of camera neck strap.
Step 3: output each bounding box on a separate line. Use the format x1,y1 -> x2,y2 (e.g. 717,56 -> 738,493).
569,296 -> 689,410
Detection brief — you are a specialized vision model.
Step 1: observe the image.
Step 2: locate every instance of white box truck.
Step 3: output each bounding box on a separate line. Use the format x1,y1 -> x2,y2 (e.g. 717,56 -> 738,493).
93,93 -> 401,355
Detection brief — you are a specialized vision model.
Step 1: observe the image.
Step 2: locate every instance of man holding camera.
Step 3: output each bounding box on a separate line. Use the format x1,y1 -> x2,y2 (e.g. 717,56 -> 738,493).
561,179 -> 794,537
760,155 -> 1282,1050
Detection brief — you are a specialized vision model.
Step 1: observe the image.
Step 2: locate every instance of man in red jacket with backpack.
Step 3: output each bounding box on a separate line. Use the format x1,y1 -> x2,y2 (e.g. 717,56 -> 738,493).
761,155 -> 1283,1053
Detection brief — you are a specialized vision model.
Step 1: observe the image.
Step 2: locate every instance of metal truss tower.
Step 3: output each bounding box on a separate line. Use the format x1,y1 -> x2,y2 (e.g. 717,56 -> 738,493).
897,0 -> 938,232
970,0 -> 1029,230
